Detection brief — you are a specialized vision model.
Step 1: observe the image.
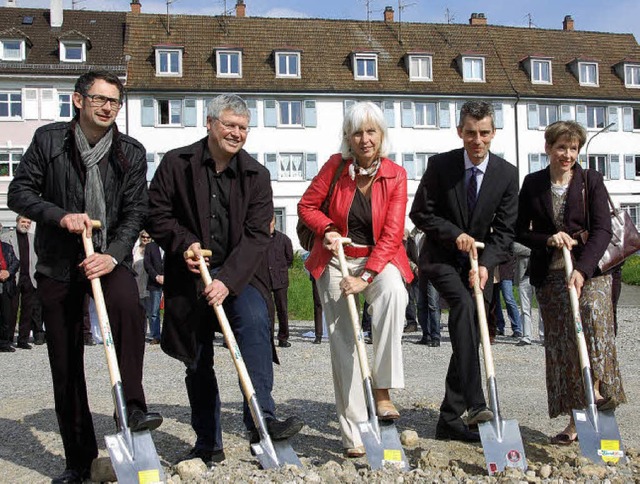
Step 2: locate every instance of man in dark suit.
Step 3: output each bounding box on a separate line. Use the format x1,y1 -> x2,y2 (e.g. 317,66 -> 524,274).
409,100 -> 518,442
0,237 -> 19,352
267,216 -> 294,347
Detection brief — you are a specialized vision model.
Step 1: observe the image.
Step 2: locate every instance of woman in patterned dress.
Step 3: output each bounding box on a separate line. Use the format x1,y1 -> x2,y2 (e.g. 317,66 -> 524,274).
516,121 -> 625,445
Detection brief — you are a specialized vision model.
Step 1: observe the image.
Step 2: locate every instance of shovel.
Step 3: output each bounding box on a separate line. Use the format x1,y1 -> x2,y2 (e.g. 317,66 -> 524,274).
561,245 -> 625,465
335,238 -> 409,471
82,222 -> 164,484
184,249 -> 302,469
470,242 -> 527,475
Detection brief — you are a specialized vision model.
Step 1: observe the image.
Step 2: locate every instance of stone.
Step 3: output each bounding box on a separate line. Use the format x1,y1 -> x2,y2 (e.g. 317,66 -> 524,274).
580,464 -> 608,480
400,429 -> 419,447
417,449 -> 450,470
175,458 -> 207,481
90,456 -> 116,483
539,464 -> 552,478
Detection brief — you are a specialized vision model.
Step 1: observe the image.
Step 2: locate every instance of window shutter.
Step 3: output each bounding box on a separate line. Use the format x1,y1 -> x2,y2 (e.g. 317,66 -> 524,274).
527,104 -> 539,129
183,99 -> 197,127
439,102 -> 451,128
578,154 -> 587,169
624,154 -> 635,179
608,107 -> 619,131
343,100 -> 356,115
387,153 -> 396,163
559,104 -> 572,121
264,100 -> 277,127
40,88 -> 57,120
305,153 -> 318,180
23,88 -> 38,120
622,107 -> 633,132
455,101 -> 464,126
141,98 -> 155,127
246,99 -> 258,127
401,101 -> 414,128
576,105 -> 588,127
265,153 -> 278,180
146,152 -> 156,182
304,100 -> 317,127
383,100 -> 395,128
528,153 -> 540,173
402,153 -> 416,179
610,154 -> 620,179
492,102 -> 503,129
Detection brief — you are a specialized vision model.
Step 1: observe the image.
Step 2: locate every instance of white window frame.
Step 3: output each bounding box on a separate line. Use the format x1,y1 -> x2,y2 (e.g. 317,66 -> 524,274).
155,47 -> 182,77
274,207 -> 286,233
278,152 -> 305,180
531,59 -> 552,84
624,64 -> 640,88
277,100 -> 303,127
539,104 -> 558,128
621,203 -> 639,229
0,90 -> 22,119
587,105 -> 607,129
579,62 -> 599,86
1,39 -> 25,61
408,55 -> 432,81
415,153 -> 434,179
0,149 -> 23,178
156,99 -> 183,126
275,51 -> 300,78
59,41 -> 86,63
58,92 -> 73,120
216,49 -> 242,78
353,53 -> 378,80
414,102 -> 438,128
588,154 -> 609,179
462,56 -> 485,82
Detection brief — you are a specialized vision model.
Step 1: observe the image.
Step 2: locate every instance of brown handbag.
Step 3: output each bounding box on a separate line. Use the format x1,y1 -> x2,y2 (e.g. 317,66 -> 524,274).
582,169 -> 640,273
296,158 -> 346,251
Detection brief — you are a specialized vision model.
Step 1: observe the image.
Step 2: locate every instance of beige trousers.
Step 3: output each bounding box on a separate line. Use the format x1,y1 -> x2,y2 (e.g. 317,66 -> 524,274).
317,256 -> 407,449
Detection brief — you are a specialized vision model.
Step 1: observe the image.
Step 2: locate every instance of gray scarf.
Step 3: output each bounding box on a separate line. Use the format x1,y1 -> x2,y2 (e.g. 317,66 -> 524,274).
74,124 -> 113,251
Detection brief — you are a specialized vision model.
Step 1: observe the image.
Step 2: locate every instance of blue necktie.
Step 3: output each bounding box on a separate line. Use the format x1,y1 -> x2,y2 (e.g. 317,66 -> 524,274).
467,167 -> 478,214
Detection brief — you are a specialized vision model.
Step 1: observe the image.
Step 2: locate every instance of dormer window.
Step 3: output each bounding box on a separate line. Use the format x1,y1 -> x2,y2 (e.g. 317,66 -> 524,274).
460,55 -> 485,82
60,40 -> 85,62
407,54 -> 433,81
579,61 -> 599,86
1,39 -> 25,61
216,49 -> 242,78
275,51 -> 300,78
531,59 -> 552,84
352,52 -> 378,80
155,46 -> 183,77
624,64 -> 640,88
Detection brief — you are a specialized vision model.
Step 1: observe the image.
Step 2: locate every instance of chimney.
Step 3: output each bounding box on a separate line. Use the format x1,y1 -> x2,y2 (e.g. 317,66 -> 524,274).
235,0 -> 246,18
563,15 -> 574,31
469,12 -> 487,26
384,6 -> 394,22
130,0 -> 141,14
50,0 -> 63,28
6,0 -> 17,7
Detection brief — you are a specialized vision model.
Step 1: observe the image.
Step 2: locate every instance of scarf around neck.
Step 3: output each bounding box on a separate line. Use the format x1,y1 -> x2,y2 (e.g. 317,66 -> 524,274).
348,157 -> 381,180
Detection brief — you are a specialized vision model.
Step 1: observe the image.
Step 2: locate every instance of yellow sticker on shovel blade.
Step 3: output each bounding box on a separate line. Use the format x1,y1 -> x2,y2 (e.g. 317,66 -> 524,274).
383,449 -> 402,462
598,439 -> 623,463
138,469 -> 161,483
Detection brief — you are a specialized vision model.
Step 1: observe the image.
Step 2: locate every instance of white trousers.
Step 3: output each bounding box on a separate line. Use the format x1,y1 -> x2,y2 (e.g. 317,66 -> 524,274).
317,256 -> 407,448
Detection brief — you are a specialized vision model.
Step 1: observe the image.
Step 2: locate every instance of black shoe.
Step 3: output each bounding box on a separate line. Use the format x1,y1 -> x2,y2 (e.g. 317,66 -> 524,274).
34,333 -> 46,345
426,339 -> 441,347
278,339 -> 291,348
0,344 -> 16,353
414,337 -> 430,345
496,330 -> 505,336
466,406 -> 494,426
511,332 -> 523,338
175,447 -> 226,467
83,334 -> 95,346
51,468 -> 90,484
435,418 -> 480,443
129,409 -> 163,432
403,323 -> 418,333
313,336 -> 322,344
249,416 -> 304,444
17,341 -> 32,350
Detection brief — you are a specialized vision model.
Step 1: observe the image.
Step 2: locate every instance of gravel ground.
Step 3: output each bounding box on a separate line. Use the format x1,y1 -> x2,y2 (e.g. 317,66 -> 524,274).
1,287 -> 639,483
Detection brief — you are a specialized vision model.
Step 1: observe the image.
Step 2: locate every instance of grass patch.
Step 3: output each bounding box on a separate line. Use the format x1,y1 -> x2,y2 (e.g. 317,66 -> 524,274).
288,253 -> 314,320
621,254 -> 640,286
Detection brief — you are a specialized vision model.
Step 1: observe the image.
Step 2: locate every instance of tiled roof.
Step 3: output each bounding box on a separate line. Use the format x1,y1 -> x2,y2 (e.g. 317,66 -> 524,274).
123,13 -> 640,101
0,8 -> 126,75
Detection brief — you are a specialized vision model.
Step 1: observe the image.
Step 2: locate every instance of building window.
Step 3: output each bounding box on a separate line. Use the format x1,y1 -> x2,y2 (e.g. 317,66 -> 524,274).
278,152 -> 304,180
275,52 -> 300,78
462,57 -> 485,82
278,100 -> 302,127
588,154 -> 609,178
0,91 -> 22,119
415,102 -> 438,128
155,48 -> 182,76
58,92 -> 72,119
621,204 -> 639,228
60,41 -> 85,62
353,53 -> 378,80
624,64 -> 640,88
157,99 -> 182,126
274,207 -> 286,233
528,153 -> 550,173
531,59 -> 552,84
0,149 -> 22,177
579,62 -> 599,86
216,50 -> 242,77
587,106 -> 606,129
636,155 -> 640,178
408,55 -> 432,81
527,104 -> 558,129
1,39 -> 25,61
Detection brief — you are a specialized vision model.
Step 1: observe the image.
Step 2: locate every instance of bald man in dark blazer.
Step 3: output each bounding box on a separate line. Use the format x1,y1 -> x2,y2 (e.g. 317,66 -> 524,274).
410,101 -> 518,442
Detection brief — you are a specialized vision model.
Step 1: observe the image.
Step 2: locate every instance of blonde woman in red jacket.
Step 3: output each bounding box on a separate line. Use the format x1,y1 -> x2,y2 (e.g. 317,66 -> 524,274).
298,102 -> 413,458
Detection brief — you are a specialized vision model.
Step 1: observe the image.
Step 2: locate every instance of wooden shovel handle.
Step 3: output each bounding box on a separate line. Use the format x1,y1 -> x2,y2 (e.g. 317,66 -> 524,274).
469,242 -> 495,378
184,249 -> 213,259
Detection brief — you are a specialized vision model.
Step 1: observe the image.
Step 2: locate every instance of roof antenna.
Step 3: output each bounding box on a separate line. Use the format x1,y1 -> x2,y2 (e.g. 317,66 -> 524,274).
398,0 -> 416,43
445,7 -> 455,24
72,0 -> 88,10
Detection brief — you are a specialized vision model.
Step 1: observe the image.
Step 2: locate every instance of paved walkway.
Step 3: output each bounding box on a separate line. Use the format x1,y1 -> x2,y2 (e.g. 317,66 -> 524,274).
618,283 -> 640,307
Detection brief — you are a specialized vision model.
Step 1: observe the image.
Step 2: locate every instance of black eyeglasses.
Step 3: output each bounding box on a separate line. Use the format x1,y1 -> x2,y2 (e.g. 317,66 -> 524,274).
82,93 -> 122,109
140,235 -> 151,240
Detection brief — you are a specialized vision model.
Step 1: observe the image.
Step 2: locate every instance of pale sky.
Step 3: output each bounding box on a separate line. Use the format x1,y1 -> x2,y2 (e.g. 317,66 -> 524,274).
10,0 -> 640,41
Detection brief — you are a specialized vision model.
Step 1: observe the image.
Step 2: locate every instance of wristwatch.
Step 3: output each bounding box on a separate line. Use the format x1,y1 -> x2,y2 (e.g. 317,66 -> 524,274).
360,271 -> 374,284
111,256 -> 118,266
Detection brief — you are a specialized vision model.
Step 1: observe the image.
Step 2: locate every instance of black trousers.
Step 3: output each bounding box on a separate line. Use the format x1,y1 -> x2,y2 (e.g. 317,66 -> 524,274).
428,262 -> 489,428
38,266 -> 147,470
270,287 -> 289,341
8,276 -> 42,344
311,277 -> 323,337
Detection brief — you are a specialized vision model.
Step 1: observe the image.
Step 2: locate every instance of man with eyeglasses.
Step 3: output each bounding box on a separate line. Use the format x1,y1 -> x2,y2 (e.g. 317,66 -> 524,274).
147,94 -> 303,467
8,70 -> 162,484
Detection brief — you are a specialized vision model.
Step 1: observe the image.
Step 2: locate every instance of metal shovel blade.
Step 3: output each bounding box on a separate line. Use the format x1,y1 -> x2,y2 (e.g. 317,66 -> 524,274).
105,430 -> 165,484
358,420 -> 409,471
251,439 -> 302,469
573,408 -> 626,465
479,418 -> 527,475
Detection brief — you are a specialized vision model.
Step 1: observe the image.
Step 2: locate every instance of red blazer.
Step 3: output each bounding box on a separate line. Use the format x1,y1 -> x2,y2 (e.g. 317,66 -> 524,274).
298,153 -> 413,283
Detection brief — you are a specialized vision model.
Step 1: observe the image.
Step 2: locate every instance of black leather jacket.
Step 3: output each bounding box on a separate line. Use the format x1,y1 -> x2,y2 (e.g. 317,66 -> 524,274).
7,121 -> 148,282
